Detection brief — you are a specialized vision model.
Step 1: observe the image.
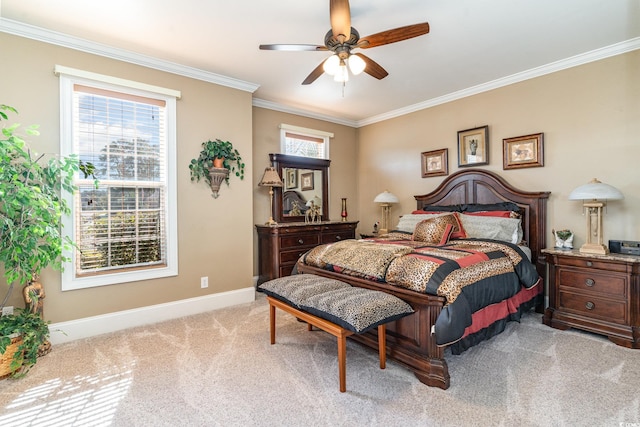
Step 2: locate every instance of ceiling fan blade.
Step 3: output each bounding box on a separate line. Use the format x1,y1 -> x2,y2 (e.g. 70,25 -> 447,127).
358,22 -> 430,49
302,61 -> 326,85
330,0 -> 351,41
354,53 -> 388,80
259,44 -> 328,52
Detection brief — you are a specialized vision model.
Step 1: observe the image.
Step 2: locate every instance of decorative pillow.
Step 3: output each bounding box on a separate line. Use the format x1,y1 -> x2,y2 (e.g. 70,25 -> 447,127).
418,204 -> 463,213
300,287 -> 414,334
461,202 -> 521,213
465,210 -> 520,218
412,217 -> 455,245
458,214 -> 522,244
395,213 -> 448,233
258,274 -> 349,308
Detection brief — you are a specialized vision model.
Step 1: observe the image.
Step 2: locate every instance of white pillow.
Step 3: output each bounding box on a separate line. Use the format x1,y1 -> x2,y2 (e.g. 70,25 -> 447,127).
395,213 -> 448,233
458,214 -> 522,244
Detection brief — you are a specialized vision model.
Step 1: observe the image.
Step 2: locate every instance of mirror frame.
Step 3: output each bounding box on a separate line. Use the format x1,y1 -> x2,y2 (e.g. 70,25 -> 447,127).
270,153 -> 330,223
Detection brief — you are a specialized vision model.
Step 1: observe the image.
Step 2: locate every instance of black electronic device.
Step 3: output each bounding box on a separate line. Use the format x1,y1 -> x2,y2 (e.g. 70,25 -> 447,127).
609,240 -> 640,256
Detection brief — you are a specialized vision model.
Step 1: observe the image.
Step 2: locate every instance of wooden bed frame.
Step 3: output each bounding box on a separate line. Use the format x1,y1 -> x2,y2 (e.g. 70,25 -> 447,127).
297,169 -> 550,389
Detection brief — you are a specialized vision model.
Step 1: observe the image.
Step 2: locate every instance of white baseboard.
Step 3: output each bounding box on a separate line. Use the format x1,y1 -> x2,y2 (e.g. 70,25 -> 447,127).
48,287 -> 256,344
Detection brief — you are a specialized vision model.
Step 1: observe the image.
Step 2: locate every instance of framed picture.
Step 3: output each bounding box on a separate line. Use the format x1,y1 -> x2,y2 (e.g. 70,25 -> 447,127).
301,172 -> 314,191
285,168 -> 297,189
457,125 -> 489,167
503,133 -> 544,170
421,148 -> 448,177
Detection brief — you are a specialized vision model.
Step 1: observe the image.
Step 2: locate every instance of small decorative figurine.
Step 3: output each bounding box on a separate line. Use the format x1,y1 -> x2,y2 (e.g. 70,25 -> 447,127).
553,229 -> 574,249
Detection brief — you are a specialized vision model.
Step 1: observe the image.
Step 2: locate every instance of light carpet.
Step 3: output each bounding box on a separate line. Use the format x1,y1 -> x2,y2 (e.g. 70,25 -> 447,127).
1,292 -> 639,427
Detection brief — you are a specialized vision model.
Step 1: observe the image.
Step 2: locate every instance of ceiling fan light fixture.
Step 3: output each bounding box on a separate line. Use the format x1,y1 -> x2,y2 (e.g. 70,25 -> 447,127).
323,55 -> 340,75
333,61 -> 349,82
347,54 -> 366,75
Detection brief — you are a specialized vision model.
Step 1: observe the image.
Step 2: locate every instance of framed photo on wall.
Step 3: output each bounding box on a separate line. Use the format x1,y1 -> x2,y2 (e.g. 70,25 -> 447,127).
503,133 -> 544,169
457,125 -> 489,167
421,148 -> 448,177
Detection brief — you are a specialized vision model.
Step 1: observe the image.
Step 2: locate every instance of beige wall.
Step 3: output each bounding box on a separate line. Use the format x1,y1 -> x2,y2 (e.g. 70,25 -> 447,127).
252,108 -> 359,275
1,33 -> 255,322
357,50 -> 640,246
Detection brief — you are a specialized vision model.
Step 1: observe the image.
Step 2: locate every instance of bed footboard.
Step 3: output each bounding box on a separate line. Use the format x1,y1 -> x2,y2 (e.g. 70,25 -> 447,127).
297,262 -> 450,389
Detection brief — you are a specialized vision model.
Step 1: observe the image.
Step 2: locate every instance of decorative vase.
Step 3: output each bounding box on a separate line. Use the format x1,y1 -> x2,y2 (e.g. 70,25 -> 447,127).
341,198 -> 348,222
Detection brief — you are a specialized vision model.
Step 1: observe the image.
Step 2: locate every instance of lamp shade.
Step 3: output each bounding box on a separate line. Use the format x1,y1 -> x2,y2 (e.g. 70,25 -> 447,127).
258,167 -> 283,187
568,178 -> 623,201
374,191 -> 399,204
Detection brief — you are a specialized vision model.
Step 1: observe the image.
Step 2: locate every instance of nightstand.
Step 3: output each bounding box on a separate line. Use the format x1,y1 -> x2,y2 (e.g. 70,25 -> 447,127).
542,248 -> 640,349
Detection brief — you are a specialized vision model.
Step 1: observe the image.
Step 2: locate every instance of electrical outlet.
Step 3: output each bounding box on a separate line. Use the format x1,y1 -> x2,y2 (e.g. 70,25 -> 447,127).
200,276 -> 208,288
2,306 -> 14,316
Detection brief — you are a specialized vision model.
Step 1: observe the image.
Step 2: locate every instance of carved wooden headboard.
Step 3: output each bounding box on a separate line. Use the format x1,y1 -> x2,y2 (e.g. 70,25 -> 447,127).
415,169 -> 550,276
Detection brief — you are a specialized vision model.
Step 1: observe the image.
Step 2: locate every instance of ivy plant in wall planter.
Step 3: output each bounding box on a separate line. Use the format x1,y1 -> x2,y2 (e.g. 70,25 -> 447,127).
189,139 -> 245,198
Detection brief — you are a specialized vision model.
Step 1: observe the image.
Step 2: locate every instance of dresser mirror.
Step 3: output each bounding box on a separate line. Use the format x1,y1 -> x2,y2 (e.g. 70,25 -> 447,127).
269,153 -> 330,223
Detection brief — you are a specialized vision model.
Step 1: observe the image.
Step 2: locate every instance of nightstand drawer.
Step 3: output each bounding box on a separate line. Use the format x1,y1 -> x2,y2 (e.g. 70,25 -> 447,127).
280,234 -> 320,248
558,269 -> 626,297
558,257 -> 629,273
559,291 -> 626,323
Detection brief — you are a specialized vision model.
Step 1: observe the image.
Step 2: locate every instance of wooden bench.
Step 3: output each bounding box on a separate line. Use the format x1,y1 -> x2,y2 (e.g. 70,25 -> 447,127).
258,274 -> 414,392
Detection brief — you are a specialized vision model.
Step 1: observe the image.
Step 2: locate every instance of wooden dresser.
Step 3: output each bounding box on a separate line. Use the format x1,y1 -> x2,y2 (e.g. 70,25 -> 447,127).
256,221 -> 358,285
542,248 -> 640,348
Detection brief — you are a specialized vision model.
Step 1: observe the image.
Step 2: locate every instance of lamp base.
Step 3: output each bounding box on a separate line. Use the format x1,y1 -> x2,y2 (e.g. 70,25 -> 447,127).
579,243 -> 609,255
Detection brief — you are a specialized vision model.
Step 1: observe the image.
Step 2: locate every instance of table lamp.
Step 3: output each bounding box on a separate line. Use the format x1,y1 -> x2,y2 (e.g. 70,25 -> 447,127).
373,191 -> 399,234
568,178 -> 623,255
259,167 -> 283,225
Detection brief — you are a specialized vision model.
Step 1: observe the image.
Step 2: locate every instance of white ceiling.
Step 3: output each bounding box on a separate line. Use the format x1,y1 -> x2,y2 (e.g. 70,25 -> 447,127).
1,0 -> 639,126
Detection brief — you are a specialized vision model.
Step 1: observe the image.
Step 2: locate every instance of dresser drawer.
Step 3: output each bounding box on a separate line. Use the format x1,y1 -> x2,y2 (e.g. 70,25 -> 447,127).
559,291 -> 627,324
280,249 -> 309,263
558,269 -> 626,297
280,234 -> 320,248
321,231 -> 354,244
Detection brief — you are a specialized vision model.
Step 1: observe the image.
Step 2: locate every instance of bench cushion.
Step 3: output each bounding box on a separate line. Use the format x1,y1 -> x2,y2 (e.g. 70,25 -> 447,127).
258,274 -> 350,308
300,287 -> 414,334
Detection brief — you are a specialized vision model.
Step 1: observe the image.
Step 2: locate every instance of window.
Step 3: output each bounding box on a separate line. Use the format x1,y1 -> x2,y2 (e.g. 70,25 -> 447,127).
279,124 -> 333,159
58,66 -> 179,290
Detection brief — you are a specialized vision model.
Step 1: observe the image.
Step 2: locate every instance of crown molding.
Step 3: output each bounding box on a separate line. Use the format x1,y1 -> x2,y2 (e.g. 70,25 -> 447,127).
2,17 -> 637,128
252,98 -> 358,128
0,17 -> 260,93
357,37 -> 640,127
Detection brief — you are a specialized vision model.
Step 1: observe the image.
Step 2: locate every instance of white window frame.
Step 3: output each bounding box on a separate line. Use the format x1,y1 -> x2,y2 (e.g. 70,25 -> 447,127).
57,66 -> 179,290
279,124 -> 333,159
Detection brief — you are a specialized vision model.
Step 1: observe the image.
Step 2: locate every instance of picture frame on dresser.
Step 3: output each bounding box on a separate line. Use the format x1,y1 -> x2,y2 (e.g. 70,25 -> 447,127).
457,125 -> 489,167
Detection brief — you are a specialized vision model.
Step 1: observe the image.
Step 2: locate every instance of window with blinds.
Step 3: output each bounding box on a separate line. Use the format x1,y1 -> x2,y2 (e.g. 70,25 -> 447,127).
58,68 -> 178,290
280,124 -> 333,159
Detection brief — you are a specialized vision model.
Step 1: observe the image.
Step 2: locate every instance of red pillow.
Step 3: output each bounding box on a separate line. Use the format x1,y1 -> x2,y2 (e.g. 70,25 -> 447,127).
464,210 -> 519,218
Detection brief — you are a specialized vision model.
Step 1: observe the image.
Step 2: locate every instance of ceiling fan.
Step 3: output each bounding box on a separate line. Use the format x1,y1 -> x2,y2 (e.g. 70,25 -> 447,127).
259,0 -> 430,85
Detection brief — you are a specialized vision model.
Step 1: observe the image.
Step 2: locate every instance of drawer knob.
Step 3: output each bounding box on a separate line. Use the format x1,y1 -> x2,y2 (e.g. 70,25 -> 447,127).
298,239 -> 304,244
336,235 -> 342,240
585,301 -> 595,310
585,278 -> 595,287
586,261 -> 593,267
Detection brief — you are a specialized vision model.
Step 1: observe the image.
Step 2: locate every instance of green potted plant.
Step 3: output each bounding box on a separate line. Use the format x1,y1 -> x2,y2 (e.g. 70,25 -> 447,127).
0,104 -> 94,376
0,308 -> 50,378
189,138 -> 245,198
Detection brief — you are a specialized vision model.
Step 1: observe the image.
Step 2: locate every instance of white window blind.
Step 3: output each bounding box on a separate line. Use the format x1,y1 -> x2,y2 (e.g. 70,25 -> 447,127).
59,68 -> 178,289
280,124 -> 332,159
